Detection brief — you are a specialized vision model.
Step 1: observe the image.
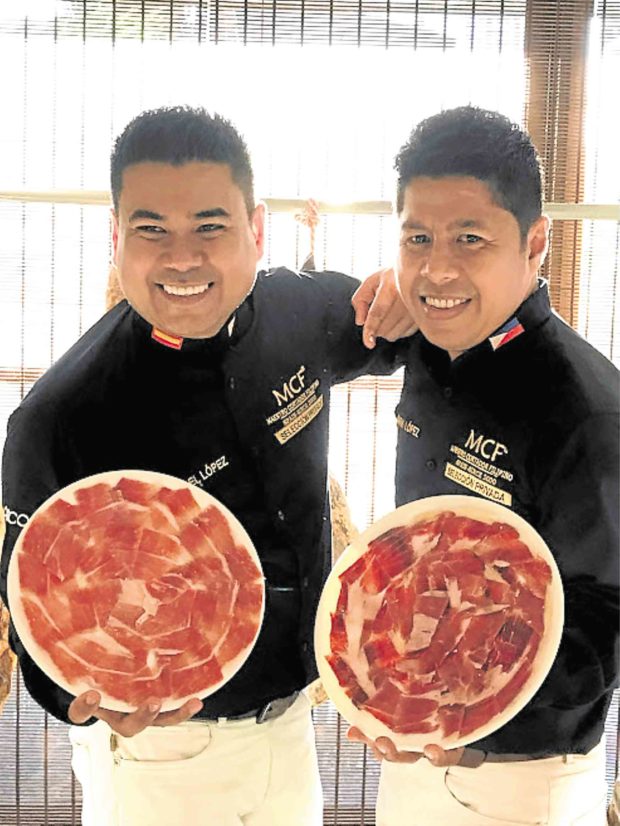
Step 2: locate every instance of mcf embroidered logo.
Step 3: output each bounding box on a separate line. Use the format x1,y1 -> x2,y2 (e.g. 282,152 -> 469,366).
464,429 -> 508,464
266,365 -> 324,445
446,428 -> 514,507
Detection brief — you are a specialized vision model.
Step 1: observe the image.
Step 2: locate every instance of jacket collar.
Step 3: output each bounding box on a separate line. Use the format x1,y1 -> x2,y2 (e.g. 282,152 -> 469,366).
417,278 -> 552,377
129,291 -> 255,357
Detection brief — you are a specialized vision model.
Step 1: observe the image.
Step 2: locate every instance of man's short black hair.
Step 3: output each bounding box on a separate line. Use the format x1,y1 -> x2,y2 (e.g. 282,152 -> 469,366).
394,106 -> 543,239
111,106 -> 255,214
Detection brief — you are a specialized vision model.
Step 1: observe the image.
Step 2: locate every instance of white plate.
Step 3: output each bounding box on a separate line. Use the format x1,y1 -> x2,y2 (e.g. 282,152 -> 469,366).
8,469 -> 265,712
315,494 -> 564,751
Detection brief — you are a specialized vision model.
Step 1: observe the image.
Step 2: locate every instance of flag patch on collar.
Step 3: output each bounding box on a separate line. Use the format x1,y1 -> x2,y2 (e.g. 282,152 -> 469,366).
489,317 -> 524,351
151,327 -> 184,350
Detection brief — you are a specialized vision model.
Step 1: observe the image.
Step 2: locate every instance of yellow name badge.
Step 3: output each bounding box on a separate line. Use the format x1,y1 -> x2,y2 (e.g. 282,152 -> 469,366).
444,462 -> 512,506
274,395 -> 324,445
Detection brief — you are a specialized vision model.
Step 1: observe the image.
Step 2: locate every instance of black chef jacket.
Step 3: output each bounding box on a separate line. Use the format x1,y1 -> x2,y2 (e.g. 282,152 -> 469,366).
0,267 -> 405,724
396,280 -> 619,757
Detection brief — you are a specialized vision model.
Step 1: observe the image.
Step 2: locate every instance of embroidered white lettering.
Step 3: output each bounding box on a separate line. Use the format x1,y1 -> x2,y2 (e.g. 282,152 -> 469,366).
272,366 -> 307,407
3,506 -> 29,528
187,456 -> 229,488
465,429 -> 508,463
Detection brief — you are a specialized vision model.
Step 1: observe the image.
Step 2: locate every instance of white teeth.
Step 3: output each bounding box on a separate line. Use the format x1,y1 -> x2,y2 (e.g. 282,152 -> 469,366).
161,283 -> 212,296
424,296 -> 469,309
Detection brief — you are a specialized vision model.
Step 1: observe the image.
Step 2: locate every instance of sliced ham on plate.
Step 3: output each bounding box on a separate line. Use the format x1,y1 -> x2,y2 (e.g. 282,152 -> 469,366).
8,470 -> 265,712
315,494 -> 563,750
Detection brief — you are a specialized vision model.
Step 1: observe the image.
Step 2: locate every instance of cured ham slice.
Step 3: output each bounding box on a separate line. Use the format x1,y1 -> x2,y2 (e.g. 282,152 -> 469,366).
315,495 -> 563,749
8,470 -> 265,712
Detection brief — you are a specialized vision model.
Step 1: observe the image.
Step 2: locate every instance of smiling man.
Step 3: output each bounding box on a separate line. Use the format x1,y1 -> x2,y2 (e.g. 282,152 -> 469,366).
396,173 -> 546,359
352,106 -> 619,826
0,106 -> 412,826
112,161 -> 263,341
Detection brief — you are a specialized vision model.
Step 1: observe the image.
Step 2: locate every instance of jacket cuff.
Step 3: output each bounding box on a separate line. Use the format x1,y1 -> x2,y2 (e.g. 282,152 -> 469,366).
458,748 -> 487,768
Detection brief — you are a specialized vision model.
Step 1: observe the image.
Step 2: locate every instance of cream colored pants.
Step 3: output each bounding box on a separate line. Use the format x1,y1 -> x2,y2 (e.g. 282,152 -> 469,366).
70,693 -> 323,826
377,741 -> 607,826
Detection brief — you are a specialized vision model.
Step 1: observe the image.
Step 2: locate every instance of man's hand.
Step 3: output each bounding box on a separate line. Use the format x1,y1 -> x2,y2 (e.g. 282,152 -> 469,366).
352,268 -> 417,349
68,690 -> 203,738
347,726 -> 465,766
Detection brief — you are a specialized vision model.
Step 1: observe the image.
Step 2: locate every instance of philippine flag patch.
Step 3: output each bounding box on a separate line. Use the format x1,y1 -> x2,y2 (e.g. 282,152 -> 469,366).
489,317 -> 525,351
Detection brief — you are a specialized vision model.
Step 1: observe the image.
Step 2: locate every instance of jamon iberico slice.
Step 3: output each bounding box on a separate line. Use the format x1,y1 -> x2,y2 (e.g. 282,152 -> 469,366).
9,472 -> 264,711
325,509 -> 554,743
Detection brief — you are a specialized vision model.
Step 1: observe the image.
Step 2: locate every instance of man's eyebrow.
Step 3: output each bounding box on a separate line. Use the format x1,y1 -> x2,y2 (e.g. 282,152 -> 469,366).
401,218 -> 489,231
127,207 -> 231,222
128,209 -> 164,222
401,220 -> 428,231
194,208 -> 230,219
449,218 -> 488,230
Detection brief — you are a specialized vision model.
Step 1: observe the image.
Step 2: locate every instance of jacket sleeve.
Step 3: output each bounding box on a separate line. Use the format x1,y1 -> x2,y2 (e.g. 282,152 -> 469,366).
532,412 -> 619,708
311,270 -> 409,383
1,402 -> 87,725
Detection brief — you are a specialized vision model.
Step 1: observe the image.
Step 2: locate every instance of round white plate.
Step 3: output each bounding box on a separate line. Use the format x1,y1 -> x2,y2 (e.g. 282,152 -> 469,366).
315,494 -> 564,751
8,469 -> 265,712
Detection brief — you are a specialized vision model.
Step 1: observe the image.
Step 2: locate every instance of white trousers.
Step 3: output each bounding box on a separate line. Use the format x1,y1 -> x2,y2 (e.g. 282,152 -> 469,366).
70,693 -> 323,826
377,741 -> 607,826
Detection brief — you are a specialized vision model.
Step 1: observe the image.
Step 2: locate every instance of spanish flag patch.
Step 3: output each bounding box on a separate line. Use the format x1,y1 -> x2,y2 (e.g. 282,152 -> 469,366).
151,327 -> 184,350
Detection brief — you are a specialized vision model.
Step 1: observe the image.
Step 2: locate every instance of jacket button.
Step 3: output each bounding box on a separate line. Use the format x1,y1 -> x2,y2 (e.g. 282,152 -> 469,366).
302,641 -> 309,652
277,510 -> 285,521
426,459 -> 437,470
228,377 -> 236,390
443,386 -> 453,399
301,577 -> 309,588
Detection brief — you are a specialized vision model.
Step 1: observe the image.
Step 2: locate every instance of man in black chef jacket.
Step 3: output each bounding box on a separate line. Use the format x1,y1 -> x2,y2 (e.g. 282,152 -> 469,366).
351,106 -> 619,826
0,106 -> 412,826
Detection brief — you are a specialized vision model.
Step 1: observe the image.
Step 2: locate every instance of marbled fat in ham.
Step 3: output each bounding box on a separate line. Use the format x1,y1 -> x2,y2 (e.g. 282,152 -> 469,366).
327,511 -> 551,741
16,478 -> 263,708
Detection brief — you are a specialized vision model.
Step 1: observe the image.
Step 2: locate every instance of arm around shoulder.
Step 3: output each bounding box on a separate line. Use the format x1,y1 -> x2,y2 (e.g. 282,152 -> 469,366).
313,270 -> 409,383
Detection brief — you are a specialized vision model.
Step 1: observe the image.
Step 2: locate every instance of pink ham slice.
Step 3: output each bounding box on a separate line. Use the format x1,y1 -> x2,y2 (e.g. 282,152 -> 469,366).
15,476 -> 264,709
327,511 -> 551,741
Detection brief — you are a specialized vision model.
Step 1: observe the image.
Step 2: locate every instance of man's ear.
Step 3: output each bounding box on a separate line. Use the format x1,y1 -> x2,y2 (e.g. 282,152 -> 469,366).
251,202 -> 266,261
110,207 -> 120,264
527,215 -> 549,274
